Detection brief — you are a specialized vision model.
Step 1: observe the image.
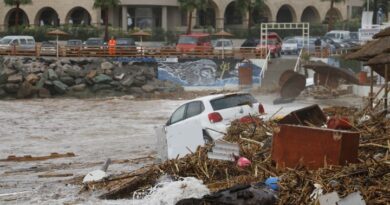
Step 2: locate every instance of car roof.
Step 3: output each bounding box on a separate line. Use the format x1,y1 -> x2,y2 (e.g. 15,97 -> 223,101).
2,35 -> 34,39
87,38 -> 103,40
187,92 -> 252,103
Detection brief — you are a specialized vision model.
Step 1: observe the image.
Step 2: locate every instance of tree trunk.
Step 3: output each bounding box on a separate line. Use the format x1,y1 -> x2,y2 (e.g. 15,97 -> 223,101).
104,8 -> 109,42
328,0 -> 335,31
187,10 -> 193,34
15,3 -> 20,31
247,6 -> 252,34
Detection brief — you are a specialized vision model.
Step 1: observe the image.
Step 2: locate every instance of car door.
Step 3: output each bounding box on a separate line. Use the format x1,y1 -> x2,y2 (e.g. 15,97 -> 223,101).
165,101 -> 204,159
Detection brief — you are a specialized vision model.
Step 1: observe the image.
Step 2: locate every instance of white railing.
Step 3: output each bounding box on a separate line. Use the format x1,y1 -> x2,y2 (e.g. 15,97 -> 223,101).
294,48 -> 304,72
260,50 -> 271,86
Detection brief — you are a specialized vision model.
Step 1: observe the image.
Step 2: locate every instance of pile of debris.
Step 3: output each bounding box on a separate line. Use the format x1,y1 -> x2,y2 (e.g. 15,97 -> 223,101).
75,105 -> 389,204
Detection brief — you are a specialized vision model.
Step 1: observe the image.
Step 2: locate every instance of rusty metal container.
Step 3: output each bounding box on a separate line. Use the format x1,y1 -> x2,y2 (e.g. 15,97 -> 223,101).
271,125 -> 360,170
278,104 -> 327,127
238,64 -> 253,85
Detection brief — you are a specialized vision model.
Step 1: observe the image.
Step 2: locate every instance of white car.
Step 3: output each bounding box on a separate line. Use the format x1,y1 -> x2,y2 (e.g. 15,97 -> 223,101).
157,93 -> 265,160
282,38 -> 299,55
213,39 -> 233,54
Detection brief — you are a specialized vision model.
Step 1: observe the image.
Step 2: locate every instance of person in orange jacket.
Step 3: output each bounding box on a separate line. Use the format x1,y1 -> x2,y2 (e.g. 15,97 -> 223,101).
108,36 -> 116,56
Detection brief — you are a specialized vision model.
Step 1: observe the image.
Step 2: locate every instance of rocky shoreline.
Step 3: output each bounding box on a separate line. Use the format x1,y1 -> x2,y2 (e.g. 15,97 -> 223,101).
0,57 -> 183,99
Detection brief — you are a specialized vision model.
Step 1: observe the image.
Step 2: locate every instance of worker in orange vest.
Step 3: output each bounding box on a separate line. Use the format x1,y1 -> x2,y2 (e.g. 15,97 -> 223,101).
108,36 -> 116,56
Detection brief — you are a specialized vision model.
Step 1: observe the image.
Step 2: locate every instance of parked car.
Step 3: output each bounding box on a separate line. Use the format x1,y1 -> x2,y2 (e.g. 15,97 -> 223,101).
115,38 -> 138,54
213,38 -> 233,54
324,30 -> 351,44
281,38 -> 299,55
160,92 -> 265,159
83,38 -> 106,50
0,35 -> 35,51
240,38 -> 260,48
67,39 -> 82,47
40,41 -> 56,56
257,32 -> 282,58
176,33 -> 212,53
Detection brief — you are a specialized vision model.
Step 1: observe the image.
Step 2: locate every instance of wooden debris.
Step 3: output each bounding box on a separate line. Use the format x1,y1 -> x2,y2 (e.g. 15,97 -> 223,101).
0,152 -> 76,162
38,173 -> 73,178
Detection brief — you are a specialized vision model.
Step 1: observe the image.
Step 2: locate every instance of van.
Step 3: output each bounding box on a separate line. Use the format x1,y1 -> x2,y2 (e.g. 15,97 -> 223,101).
324,30 -> 351,43
176,33 -> 212,53
0,36 -> 35,51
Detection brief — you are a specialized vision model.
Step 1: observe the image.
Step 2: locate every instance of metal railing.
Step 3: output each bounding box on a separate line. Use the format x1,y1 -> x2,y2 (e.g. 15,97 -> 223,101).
294,49 -> 304,72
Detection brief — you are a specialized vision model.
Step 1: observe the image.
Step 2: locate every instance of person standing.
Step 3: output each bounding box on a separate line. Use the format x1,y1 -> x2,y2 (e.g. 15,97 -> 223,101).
108,36 -> 116,56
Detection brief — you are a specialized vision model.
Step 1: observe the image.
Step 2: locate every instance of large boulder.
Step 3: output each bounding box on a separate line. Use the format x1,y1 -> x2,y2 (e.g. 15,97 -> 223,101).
48,69 -> 58,80
4,83 -> 20,93
93,74 -> 112,84
0,88 -> 7,99
13,60 -> 24,71
38,88 -> 51,98
70,83 -> 86,92
101,61 -> 114,70
8,73 -> 23,83
60,76 -> 75,86
120,75 -> 134,87
92,84 -> 112,92
141,84 -> 156,93
64,65 -> 82,78
17,81 -> 33,98
86,70 -> 97,80
133,75 -> 147,87
53,80 -> 69,94
75,78 -> 86,85
26,73 -> 39,84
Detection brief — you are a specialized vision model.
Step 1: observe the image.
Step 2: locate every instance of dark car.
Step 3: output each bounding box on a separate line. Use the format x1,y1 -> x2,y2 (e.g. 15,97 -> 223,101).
115,38 -> 138,55
83,38 -> 105,49
66,39 -> 83,55
241,38 -> 260,48
40,41 -> 56,56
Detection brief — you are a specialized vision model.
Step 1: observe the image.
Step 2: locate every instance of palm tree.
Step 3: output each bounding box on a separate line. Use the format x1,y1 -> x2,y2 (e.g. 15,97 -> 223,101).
93,0 -> 121,41
235,0 -> 266,32
178,0 -> 210,34
321,0 -> 345,31
4,0 -> 32,29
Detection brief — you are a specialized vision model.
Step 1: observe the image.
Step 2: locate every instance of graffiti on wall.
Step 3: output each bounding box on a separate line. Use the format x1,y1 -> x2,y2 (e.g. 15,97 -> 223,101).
158,58 -> 263,86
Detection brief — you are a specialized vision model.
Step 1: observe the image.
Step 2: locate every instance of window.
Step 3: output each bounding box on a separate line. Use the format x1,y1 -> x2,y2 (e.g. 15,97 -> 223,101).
27,39 -> 34,45
186,101 -> 204,118
169,104 -> 186,125
20,39 -> 27,45
210,94 -> 258,111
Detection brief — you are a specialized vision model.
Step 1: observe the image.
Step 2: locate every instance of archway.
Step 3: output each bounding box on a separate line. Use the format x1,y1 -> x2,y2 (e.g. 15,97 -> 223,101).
5,8 -> 29,28
253,4 -> 272,24
325,8 -> 342,23
197,2 -> 218,28
276,4 -> 296,22
35,7 -> 59,26
66,7 -> 91,25
224,2 -> 243,26
301,6 -> 321,23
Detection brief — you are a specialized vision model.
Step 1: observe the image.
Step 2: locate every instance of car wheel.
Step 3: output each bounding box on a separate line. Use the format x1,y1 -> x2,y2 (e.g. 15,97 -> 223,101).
202,130 -> 213,144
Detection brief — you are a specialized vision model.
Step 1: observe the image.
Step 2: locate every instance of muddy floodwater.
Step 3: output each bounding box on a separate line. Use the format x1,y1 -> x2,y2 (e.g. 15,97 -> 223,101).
0,94 -> 363,204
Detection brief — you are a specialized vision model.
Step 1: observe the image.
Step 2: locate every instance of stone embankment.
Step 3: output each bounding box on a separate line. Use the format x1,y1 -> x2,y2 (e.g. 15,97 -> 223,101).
0,57 -> 182,99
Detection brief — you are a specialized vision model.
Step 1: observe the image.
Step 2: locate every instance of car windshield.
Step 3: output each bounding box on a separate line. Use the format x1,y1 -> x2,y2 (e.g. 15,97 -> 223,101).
117,39 -> 134,45
86,39 -> 103,45
0,38 -> 12,44
178,36 -> 197,44
325,33 -> 337,38
267,39 -> 278,45
210,94 -> 258,111
285,39 -> 296,44
67,40 -> 81,46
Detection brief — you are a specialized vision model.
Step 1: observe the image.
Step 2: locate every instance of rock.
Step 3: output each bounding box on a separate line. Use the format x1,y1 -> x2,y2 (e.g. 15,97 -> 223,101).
104,69 -> 113,75
60,76 -> 75,86
0,88 -> 7,98
26,74 -> 39,84
60,58 -> 71,65
13,60 -> 24,71
36,76 -> 46,88
75,78 -> 86,85
93,74 -> 112,84
120,75 -> 134,87
70,83 -> 86,92
114,73 -> 125,80
48,69 -> 58,80
38,88 -> 51,98
2,68 -> 17,76
133,75 -> 147,87
101,61 -> 114,70
92,84 -> 112,92
17,81 -> 33,98
64,65 -> 82,78
49,63 -> 57,69
7,73 -> 23,83
142,84 -> 156,93
4,83 -> 19,93
53,80 -> 68,94
109,81 -> 121,88
86,70 -> 97,79
129,87 -> 143,95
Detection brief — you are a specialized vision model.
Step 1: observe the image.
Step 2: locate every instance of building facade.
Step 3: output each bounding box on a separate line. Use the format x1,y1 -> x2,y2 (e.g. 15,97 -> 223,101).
0,0 -> 364,31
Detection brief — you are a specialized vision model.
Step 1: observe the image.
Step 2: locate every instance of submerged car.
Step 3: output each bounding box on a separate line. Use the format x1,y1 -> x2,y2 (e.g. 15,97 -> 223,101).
158,93 -> 265,160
